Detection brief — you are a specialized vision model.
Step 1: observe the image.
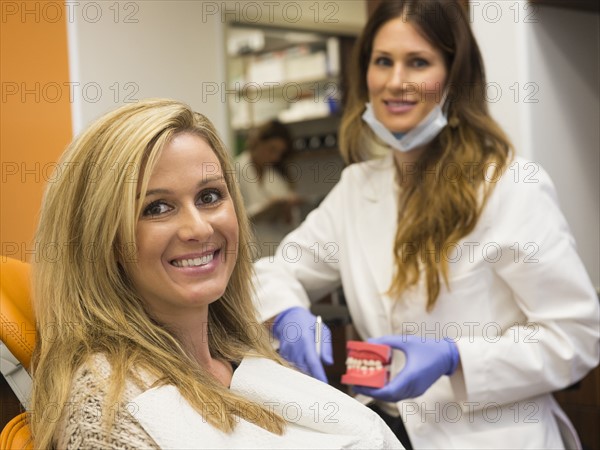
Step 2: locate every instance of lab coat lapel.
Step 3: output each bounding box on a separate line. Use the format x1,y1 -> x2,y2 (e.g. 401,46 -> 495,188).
354,156 -> 397,299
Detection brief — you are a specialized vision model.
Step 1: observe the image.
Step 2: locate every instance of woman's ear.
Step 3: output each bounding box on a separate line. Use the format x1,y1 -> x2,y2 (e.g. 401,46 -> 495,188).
115,240 -> 138,269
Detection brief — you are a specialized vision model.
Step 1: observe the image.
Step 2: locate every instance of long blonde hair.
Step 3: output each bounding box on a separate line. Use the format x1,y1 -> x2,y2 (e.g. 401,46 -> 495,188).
340,0 -> 513,310
30,99 -> 286,448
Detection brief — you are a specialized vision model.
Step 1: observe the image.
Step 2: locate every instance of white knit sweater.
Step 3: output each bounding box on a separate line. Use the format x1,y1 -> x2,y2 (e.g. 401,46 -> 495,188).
56,354 -> 159,449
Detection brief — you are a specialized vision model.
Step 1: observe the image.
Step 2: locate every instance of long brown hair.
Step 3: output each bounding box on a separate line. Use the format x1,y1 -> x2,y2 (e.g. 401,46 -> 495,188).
340,0 -> 513,310
30,99 -> 286,448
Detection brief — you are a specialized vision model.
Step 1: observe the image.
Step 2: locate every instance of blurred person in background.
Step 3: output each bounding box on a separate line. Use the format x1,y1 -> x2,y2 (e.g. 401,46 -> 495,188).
235,119 -> 304,257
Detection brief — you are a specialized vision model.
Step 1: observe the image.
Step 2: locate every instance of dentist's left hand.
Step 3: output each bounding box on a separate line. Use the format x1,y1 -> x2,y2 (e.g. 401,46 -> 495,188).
352,335 -> 459,402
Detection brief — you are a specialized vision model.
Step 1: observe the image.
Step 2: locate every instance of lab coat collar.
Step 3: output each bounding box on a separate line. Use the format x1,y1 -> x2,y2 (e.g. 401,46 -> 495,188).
357,153 -> 396,203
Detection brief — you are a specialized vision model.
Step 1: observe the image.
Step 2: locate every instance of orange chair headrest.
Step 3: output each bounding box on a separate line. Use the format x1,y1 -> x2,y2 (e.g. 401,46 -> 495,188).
0,257 -> 35,370
0,413 -> 33,450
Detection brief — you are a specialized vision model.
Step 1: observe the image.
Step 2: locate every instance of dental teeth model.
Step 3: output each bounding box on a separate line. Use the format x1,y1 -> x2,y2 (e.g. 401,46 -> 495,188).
341,341 -> 392,388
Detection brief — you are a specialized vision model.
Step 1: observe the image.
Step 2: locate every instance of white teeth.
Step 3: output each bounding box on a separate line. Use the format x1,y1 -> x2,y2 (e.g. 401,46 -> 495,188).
172,253 -> 214,268
345,357 -> 384,370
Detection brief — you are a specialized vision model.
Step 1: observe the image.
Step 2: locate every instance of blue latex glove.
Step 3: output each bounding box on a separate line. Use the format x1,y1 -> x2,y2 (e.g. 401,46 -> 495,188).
353,335 -> 459,402
272,307 -> 334,382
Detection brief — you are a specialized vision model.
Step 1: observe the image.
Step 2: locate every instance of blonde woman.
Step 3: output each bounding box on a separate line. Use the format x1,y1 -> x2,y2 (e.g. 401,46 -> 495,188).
29,99 -> 402,449
254,1 -> 599,449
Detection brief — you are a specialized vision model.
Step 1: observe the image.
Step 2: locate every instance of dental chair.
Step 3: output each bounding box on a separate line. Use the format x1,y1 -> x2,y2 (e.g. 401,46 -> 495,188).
0,257 -> 35,449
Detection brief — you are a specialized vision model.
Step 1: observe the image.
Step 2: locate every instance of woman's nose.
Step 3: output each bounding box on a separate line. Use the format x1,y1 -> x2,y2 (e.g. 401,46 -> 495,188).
177,207 -> 213,241
386,64 -> 407,92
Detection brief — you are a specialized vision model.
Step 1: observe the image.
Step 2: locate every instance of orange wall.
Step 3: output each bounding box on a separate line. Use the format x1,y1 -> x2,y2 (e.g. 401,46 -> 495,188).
1,1 -> 72,262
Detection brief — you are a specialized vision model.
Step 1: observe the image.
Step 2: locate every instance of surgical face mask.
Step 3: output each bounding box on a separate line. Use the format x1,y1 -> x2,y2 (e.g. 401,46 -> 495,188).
362,100 -> 448,153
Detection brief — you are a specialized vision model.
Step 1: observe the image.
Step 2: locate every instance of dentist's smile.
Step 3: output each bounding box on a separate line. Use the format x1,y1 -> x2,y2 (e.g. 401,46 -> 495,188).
384,99 -> 416,114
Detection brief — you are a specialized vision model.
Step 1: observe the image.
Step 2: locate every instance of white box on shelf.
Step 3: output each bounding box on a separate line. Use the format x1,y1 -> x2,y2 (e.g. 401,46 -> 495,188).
247,54 -> 285,85
278,97 -> 330,123
285,50 -> 328,83
326,37 -> 340,77
230,96 -> 251,130
252,96 -> 289,126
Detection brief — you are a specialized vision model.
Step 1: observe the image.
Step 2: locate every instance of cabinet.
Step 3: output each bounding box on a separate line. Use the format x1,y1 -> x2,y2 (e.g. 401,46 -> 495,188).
554,365 -> 600,449
225,24 -> 354,154
227,26 -> 339,129
225,24 -> 355,211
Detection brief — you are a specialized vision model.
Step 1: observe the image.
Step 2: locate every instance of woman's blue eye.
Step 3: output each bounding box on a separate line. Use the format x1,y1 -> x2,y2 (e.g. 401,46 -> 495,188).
373,56 -> 393,67
143,201 -> 170,217
412,58 -> 429,68
198,189 -> 222,205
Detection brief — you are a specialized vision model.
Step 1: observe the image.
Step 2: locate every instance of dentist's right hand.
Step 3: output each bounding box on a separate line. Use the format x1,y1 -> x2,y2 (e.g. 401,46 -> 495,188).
272,307 -> 333,382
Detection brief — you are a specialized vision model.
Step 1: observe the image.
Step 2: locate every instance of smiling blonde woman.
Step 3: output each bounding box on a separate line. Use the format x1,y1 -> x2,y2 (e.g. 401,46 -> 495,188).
29,99 -> 402,449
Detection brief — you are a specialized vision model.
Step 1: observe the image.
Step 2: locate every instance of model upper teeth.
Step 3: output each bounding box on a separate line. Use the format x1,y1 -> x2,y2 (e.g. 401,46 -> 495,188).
346,357 -> 384,371
172,254 -> 214,267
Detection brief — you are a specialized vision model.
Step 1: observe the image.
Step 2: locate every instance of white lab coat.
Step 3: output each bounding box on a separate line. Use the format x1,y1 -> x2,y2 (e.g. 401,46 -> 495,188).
253,154 -> 600,449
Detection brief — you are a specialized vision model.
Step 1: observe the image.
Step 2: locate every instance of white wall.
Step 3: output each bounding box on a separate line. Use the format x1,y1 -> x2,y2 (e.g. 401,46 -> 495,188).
473,2 -> 599,289
69,1 -> 228,141
527,6 -> 599,291
472,2 -> 531,157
